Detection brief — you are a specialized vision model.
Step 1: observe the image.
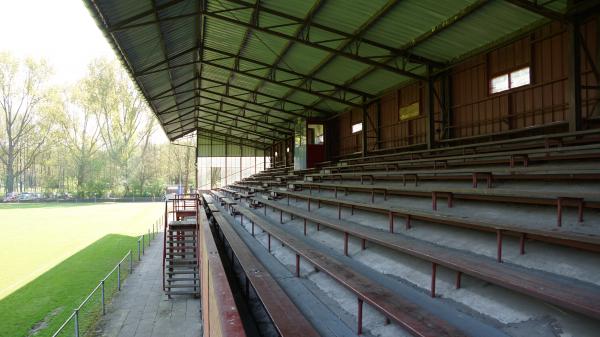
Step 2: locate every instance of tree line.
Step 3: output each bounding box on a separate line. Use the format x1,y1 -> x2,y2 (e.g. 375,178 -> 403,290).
0,52 -> 195,198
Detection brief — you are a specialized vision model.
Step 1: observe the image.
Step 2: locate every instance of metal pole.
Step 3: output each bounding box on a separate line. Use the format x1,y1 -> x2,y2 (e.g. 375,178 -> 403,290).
101,280 -> 105,315
74,309 -> 80,337
117,263 -> 121,291
142,235 -> 145,254
138,240 -> 141,261
129,250 -> 133,273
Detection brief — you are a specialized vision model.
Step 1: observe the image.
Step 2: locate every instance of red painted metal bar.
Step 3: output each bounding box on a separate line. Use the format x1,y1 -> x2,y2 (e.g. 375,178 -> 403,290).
431,263 -> 437,298
344,232 -> 349,256
496,230 -> 503,263
235,204 -> 467,337
357,298 -> 364,335
208,202 -> 320,337
273,190 -> 600,254
252,197 -> 600,320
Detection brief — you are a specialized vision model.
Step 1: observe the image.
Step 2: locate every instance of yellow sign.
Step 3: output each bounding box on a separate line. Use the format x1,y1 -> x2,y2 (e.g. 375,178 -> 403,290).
400,102 -> 420,120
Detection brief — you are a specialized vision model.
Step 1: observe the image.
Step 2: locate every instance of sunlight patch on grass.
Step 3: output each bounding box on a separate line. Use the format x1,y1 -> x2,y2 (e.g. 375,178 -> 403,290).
0,202 -> 163,300
0,234 -> 141,337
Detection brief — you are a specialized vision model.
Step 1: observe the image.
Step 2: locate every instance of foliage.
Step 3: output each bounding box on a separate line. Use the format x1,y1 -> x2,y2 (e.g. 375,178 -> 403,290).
0,54 -> 194,197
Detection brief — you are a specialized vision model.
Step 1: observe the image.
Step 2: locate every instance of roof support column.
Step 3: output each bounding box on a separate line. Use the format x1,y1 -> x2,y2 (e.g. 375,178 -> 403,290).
440,72 -> 452,140
376,99 -> 381,151
567,16 -> 582,132
425,70 -> 435,149
195,135 -> 199,191
362,98 -> 368,157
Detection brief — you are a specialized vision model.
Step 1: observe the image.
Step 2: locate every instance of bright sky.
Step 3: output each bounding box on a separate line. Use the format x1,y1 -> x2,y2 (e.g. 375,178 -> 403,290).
0,0 -> 169,143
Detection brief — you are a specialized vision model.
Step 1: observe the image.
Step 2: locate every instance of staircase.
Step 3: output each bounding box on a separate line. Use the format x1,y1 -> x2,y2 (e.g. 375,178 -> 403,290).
163,194 -> 200,297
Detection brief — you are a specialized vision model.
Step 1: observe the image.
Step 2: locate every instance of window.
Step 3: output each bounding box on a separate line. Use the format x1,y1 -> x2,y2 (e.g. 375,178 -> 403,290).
510,67 -> 530,88
352,122 -> 363,134
491,74 -> 509,93
490,67 -> 530,94
286,147 -> 290,153
274,151 -> 278,157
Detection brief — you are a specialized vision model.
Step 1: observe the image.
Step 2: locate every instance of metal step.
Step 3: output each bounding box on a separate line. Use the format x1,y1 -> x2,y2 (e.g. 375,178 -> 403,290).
165,277 -> 200,282
166,240 -> 197,244
165,270 -> 198,274
165,291 -> 200,296
166,258 -> 197,262
165,284 -> 199,288
165,264 -> 198,269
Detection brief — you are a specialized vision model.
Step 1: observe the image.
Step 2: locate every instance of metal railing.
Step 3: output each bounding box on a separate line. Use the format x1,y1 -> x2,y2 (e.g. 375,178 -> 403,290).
51,216 -> 164,337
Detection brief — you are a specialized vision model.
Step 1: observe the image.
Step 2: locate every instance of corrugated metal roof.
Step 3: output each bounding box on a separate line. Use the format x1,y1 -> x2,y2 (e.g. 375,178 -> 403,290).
85,0 -> 569,145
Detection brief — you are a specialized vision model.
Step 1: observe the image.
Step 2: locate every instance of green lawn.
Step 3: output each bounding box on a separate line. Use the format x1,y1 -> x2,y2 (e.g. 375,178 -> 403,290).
0,202 -> 163,337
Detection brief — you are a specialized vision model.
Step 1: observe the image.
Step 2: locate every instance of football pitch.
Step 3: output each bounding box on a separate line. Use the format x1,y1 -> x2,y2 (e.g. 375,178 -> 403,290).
0,202 -> 164,337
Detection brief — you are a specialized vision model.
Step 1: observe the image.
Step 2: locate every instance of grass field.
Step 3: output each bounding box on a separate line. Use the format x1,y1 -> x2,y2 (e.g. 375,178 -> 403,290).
0,202 -> 163,337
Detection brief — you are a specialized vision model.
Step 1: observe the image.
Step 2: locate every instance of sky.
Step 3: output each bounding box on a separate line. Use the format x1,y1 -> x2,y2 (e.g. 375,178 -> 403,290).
0,0 -> 169,143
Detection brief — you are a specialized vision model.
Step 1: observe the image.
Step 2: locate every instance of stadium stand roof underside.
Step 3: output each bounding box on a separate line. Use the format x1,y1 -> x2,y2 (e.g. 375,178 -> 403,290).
85,0 -> 590,148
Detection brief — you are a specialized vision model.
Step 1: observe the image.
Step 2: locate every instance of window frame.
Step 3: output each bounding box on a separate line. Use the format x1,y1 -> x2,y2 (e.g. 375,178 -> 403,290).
489,65 -> 531,95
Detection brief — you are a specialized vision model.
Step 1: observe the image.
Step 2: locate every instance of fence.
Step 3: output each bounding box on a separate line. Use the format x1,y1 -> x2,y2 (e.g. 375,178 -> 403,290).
51,215 -> 164,337
1,196 -> 164,204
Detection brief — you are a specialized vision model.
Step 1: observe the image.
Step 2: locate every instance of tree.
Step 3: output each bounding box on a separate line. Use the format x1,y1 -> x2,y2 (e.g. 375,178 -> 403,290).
171,140 -> 195,193
80,59 -> 154,195
58,85 -> 101,196
0,52 -> 54,194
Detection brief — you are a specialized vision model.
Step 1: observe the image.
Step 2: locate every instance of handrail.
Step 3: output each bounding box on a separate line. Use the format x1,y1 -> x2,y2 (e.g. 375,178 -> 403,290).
51,216 -> 162,337
162,193 -> 201,292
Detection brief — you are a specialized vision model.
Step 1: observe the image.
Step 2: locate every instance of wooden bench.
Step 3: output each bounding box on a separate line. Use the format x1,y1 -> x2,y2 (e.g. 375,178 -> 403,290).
325,143 -> 600,175
206,206 -> 321,337
337,128 -> 600,166
269,191 -> 600,256
233,204 -> 468,337
252,198 -> 600,321
222,197 -> 238,215
288,182 -> 600,225
210,190 -> 226,205
306,164 -> 600,187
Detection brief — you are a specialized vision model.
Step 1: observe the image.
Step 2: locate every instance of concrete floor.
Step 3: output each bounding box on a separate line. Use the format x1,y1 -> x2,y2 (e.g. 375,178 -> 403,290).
93,233 -> 202,337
